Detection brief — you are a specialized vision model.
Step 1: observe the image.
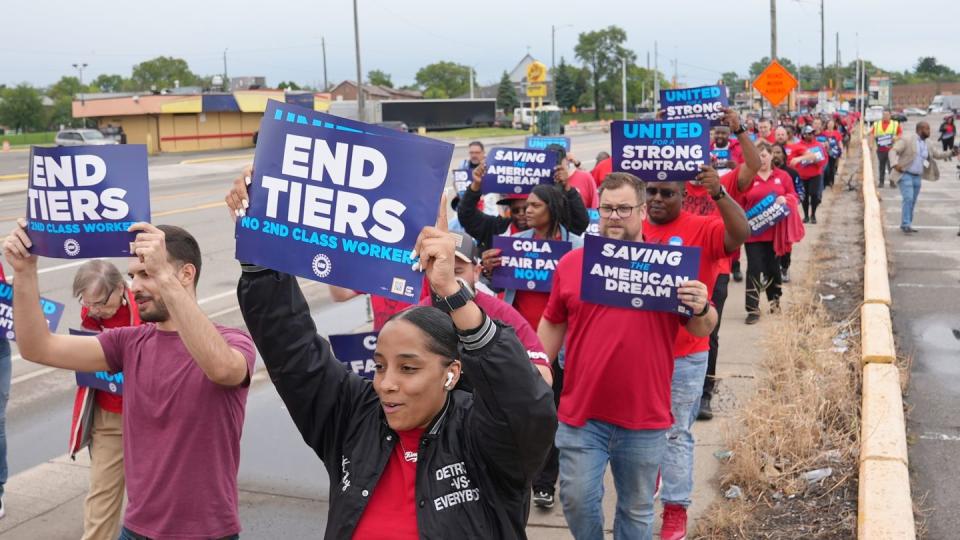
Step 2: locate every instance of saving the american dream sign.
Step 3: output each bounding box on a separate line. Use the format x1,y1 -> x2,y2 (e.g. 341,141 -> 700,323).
26,145 -> 151,258
579,234 -> 701,316
481,147 -> 557,194
611,119 -> 710,182
235,101 -> 454,303
491,236 -> 571,293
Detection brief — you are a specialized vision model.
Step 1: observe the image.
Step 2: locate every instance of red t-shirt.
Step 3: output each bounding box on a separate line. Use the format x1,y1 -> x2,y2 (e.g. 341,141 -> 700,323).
97,324 -> 256,539
681,168 -> 751,274
787,140 -> 827,179
591,157 -> 613,188
567,170 -> 598,209
369,296 -> 415,331
643,212 -> 729,357
80,289 -> 140,414
352,427 -> 423,539
513,291 -> 550,334
419,290 -> 549,367
738,169 -> 797,244
543,249 -> 683,429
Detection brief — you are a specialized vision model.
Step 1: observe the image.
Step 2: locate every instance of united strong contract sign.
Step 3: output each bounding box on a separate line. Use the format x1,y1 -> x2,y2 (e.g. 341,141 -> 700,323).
235,101 -> 453,303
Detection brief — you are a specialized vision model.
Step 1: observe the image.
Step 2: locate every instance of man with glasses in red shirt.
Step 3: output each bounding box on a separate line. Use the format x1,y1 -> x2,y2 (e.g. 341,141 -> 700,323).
539,173 -> 717,539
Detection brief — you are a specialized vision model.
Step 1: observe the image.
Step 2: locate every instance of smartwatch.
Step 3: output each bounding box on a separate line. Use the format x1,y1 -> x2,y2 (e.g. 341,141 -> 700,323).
711,185 -> 728,202
733,125 -> 747,136
431,278 -> 475,313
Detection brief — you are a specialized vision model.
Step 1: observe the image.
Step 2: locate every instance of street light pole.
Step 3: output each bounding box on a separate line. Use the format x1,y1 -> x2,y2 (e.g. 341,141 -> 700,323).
322,37 -> 329,91
72,63 -> 88,106
222,49 -> 228,88
353,0 -> 365,121
621,57 -> 627,120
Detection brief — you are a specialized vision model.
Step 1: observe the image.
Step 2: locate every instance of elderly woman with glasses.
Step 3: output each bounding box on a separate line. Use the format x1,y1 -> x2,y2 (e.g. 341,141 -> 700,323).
69,259 -> 140,540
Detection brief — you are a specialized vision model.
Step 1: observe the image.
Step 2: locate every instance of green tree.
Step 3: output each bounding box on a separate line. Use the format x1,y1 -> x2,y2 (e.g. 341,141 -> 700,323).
554,58 -> 577,110
415,61 -> 471,99
915,56 -> 954,78
91,74 -> 126,93
797,65 -> 821,91
367,69 -> 393,88
721,71 -> 742,91
130,56 -> 198,91
496,71 -> 519,112
277,81 -> 301,90
0,84 -> 44,132
574,26 -> 637,119
44,76 -> 90,129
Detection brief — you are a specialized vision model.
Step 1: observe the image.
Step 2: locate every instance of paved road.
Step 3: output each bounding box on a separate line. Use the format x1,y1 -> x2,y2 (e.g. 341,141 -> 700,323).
0,128 -> 612,536
875,112 -> 960,539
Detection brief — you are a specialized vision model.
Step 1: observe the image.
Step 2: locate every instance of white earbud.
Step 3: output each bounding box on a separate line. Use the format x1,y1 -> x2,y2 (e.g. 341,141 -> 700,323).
444,372 -> 454,389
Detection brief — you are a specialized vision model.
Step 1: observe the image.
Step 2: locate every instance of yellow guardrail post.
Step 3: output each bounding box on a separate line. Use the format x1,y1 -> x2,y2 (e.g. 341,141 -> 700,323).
857,139 -> 915,539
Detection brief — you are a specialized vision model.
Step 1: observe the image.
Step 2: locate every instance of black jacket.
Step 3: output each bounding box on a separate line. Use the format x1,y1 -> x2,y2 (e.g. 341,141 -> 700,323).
457,186 -> 590,251
237,269 -> 557,539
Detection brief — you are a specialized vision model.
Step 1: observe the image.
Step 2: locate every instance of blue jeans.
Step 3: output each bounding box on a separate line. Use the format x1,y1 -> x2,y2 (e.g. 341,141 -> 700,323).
118,527 -> 238,540
899,172 -> 922,228
0,340 -> 10,498
661,352 -> 709,508
556,420 -> 667,540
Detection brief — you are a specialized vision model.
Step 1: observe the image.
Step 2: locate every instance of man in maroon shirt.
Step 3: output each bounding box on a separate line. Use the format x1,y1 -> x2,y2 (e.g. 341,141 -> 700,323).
4,220 -> 255,540
538,173 -> 717,538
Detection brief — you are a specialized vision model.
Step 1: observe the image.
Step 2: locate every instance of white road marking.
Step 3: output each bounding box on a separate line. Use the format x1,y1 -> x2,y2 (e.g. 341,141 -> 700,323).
919,432 -> 960,442
895,283 -> 960,289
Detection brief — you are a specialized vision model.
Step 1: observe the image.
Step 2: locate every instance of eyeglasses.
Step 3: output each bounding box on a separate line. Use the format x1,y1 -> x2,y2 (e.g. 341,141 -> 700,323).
644,186 -> 680,199
598,205 -> 642,218
78,288 -> 118,309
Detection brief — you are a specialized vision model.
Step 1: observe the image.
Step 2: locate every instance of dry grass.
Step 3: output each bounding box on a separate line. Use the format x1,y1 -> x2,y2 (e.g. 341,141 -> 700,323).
695,273 -> 862,539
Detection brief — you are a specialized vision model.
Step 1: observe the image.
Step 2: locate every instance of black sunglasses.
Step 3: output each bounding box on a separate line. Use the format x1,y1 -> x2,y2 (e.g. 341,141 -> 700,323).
645,186 -> 679,199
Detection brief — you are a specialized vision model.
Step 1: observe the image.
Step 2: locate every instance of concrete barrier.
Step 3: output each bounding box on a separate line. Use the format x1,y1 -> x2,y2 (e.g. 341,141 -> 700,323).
858,140 -> 915,539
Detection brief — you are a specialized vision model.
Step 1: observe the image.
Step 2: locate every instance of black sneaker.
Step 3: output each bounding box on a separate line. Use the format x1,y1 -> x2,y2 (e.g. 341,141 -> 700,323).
810,216 -> 817,224
532,489 -> 555,509
697,395 -> 714,421
770,299 -> 781,314
731,262 -> 743,283
803,216 -> 809,224
745,313 -> 760,325
781,268 -> 791,283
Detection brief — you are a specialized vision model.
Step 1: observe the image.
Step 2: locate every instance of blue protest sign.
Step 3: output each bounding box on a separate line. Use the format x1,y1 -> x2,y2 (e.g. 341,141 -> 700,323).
329,332 -> 378,380
709,147 -> 731,165
70,328 -> 124,394
481,147 -> 557,194
525,135 -> 571,152
746,194 -> 790,236
660,85 -> 729,126
0,281 -> 64,340
491,236 -> 571,292
452,169 -> 471,196
26,145 -> 150,258
235,101 -> 454,303
585,208 -> 600,236
579,234 -> 701,316
611,119 -> 710,182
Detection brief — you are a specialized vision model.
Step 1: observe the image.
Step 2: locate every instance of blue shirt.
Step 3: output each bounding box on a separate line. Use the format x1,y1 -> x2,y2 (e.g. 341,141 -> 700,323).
907,137 -> 928,176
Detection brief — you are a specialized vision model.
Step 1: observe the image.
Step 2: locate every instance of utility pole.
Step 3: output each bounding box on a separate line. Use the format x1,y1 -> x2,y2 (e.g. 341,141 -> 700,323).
820,0 -> 826,91
653,41 -> 659,111
835,32 -> 841,100
770,0 -> 777,60
621,57 -> 627,120
222,49 -> 228,88
73,62 -> 88,127
322,37 -> 328,91
353,0 -> 364,121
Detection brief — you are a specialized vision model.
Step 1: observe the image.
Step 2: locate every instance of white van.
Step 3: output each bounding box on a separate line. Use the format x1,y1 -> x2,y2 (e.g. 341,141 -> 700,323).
512,106 -> 560,130
929,95 -> 960,113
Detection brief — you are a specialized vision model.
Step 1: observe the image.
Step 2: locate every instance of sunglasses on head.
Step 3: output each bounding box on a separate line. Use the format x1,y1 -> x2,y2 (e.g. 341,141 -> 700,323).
645,186 -> 679,199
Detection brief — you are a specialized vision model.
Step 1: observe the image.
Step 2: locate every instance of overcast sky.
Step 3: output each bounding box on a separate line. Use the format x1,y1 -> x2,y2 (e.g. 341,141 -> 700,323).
3,0 -> 955,90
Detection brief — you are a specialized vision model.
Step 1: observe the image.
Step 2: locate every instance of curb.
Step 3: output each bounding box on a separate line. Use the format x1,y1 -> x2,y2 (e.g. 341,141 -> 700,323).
179,153 -> 254,165
857,139 -> 915,539
0,173 -> 27,181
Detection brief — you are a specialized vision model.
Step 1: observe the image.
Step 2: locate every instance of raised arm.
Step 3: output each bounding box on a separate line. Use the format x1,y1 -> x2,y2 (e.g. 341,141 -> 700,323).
724,108 -> 760,190
457,162 -> 510,249
696,165 -> 749,253
4,220 -> 108,372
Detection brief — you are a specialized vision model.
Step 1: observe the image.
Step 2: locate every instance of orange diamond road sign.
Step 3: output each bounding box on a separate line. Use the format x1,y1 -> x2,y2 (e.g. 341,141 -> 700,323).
752,60 -> 798,107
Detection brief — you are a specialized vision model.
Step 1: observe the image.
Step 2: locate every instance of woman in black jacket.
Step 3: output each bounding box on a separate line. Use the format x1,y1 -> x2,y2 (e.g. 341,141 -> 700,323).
231,191 -> 557,538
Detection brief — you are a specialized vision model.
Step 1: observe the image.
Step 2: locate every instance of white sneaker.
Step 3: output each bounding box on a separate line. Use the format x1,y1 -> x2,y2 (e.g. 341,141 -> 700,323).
0,496 -> 6,519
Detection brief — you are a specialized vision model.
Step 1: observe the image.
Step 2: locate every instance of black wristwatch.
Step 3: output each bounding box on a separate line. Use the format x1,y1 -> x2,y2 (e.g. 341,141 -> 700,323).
695,302 -> 711,317
711,186 -> 728,201
431,278 -> 475,313
732,125 -> 746,136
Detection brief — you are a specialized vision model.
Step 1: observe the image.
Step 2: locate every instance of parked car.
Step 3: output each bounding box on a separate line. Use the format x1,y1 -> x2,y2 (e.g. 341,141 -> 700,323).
891,112 -> 908,123
375,121 -> 409,132
55,129 -> 118,146
903,107 -> 927,117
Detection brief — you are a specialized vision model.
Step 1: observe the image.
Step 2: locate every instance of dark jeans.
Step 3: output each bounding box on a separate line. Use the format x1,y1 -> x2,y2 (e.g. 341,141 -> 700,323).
943,137 -> 955,153
745,241 -> 781,315
877,150 -> 891,186
801,174 -> 823,220
533,358 -> 563,493
119,528 -> 238,540
824,156 -> 838,187
702,273 -> 729,398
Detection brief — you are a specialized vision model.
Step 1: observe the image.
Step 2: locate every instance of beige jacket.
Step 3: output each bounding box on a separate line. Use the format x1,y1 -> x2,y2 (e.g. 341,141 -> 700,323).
889,132 -> 952,183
